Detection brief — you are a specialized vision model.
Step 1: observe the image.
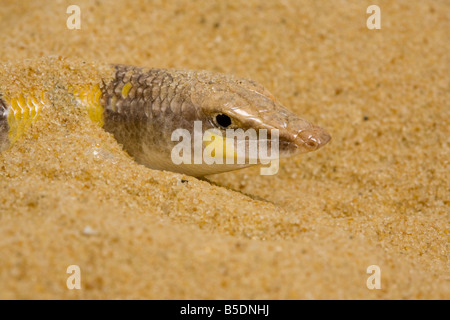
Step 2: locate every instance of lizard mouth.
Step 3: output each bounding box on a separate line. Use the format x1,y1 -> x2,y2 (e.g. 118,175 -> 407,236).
206,125 -> 331,161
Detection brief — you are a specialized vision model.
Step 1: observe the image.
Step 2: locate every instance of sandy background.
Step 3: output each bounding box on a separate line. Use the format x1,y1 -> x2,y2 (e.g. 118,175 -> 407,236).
0,0 -> 448,299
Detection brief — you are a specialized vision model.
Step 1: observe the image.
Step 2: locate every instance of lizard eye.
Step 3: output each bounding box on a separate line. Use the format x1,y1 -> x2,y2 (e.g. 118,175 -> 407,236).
215,113 -> 232,128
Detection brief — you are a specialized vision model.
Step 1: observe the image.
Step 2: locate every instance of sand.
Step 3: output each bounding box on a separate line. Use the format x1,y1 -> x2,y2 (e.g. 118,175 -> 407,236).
0,0 -> 448,299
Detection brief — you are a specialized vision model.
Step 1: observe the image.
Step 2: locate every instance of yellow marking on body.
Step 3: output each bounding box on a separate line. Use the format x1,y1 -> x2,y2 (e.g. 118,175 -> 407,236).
72,84 -> 104,127
5,92 -> 46,143
121,82 -> 132,98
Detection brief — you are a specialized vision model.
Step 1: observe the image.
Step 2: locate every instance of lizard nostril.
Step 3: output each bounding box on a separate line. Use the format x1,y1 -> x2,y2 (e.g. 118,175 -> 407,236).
294,127 -> 330,152
305,137 -> 319,149
296,131 -> 319,150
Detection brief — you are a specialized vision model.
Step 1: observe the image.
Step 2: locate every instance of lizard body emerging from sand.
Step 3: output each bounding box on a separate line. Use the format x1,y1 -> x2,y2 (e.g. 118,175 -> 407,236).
0,64 -> 330,176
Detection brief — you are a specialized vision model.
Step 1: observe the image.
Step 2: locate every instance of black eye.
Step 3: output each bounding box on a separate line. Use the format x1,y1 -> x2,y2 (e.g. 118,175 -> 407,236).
215,114 -> 232,128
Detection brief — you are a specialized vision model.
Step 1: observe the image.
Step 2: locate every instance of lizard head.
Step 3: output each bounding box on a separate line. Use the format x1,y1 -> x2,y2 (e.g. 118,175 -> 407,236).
190,72 -> 331,160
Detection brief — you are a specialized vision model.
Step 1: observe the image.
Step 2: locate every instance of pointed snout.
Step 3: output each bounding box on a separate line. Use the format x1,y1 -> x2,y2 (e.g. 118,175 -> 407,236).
295,126 -> 331,152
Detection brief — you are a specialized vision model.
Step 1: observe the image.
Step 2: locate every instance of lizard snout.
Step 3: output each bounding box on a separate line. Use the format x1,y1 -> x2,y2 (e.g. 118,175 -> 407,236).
295,126 -> 331,152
